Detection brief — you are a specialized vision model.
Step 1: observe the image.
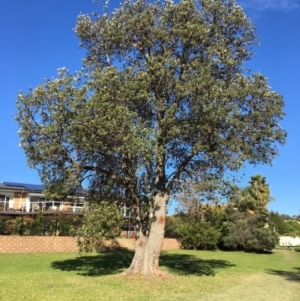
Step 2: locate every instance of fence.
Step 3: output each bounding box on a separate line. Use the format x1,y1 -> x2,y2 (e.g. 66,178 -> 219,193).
0,236 -> 180,253
0,199 -> 85,213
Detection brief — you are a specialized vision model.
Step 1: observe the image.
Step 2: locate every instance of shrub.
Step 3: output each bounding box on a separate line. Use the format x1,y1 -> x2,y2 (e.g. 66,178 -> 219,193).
29,212 -> 47,235
164,215 -> 180,238
284,220 -> 300,237
269,211 -> 286,234
74,201 -> 124,253
220,212 -> 278,252
244,228 -> 278,252
0,218 -> 6,234
175,221 -> 220,250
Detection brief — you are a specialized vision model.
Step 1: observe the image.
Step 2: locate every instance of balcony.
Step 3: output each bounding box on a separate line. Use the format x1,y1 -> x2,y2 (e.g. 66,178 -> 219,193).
0,199 -> 86,215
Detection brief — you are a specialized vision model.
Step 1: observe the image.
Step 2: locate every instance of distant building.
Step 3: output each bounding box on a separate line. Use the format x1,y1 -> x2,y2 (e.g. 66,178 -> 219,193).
0,181 -> 86,214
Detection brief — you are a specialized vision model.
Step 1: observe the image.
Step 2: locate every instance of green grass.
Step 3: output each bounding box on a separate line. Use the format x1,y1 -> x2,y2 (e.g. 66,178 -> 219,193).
0,248 -> 299,301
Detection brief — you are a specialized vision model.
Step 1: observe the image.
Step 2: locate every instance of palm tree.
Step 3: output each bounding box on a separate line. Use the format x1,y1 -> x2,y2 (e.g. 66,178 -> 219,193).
248,175 -> 274,208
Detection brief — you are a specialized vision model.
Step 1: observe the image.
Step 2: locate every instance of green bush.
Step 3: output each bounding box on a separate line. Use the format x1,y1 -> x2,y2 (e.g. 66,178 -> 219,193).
164,216 -> 180,238
220,212 -> 278,252
244,228 -> 278,252
30,213 -> 44,235
269,211 -> 286,234
0,218 -> 6,234
74,201 -> 124,253
0,213 -> 83,236
284,220 -> 300,237
175,222 -> 220,250
221,217 -> 254,250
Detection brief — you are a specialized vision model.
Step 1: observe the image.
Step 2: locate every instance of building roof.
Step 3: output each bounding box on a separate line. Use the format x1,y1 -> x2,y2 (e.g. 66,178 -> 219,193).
0,182 -> 45,193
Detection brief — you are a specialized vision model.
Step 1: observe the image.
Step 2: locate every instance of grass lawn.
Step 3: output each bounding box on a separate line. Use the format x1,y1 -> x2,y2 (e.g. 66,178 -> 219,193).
0,248 -> 299,301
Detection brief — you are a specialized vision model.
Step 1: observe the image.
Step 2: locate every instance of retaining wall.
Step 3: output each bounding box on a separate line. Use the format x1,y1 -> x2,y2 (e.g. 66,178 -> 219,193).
0,236 -> 180,253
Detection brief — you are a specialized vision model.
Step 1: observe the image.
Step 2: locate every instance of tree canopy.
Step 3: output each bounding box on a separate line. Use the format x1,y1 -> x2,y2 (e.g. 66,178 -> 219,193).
15,0 -> 286,277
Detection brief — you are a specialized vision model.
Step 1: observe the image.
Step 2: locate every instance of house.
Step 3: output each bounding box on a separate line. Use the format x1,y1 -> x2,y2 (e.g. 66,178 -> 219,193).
0,181 -> 134,237
0,181 -> 86,214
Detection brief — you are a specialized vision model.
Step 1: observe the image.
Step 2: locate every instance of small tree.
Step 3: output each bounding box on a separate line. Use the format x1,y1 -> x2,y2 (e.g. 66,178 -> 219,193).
75,201 -> 124,253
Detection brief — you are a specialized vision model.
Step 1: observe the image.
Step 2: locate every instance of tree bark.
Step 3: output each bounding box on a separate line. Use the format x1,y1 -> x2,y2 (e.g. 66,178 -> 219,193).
122,226 -> 148,275
122,193 -> 169,277
142,193 -> 169,277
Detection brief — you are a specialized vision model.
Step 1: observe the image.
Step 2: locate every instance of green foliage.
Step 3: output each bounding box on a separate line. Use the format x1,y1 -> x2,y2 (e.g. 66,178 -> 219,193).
3,218 -> 32,235
229,186 -> 257,212
220,208 -> 278,252
173,175 -> 279,253
175,221 -> 221,250
229,174 -> 273,213
221,216 -> 252,250
15,0 -> 286,242
0,218 -> 5,234
0,213 -> 81,236
55,214 -> 82,236
248,175 -> 273,208
164,215 -> 180,238
244,228 -> 278,252
284,220 -> 300,237
74,201 -> 124,253
269,211 -> 287,234
29,212 -> 44,235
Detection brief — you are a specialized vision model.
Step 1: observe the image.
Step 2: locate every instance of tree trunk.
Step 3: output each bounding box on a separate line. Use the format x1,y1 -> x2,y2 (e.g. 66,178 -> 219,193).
122,193 -> 169,277
142,193 -> 169,277
122,227 -> 148,275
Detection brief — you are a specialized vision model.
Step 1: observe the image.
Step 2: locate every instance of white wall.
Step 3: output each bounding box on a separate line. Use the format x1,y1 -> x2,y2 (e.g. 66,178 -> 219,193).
279,236 -> 300,247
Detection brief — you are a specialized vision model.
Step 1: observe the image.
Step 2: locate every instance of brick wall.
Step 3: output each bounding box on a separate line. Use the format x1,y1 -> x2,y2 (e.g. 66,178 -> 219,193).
0,236 -> 78,253
0,236 -> 180,253
117,238 -> 181,251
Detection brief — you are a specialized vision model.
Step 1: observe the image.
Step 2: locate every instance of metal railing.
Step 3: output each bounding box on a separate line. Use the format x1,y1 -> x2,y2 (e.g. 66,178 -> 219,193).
0,199 -> 85,213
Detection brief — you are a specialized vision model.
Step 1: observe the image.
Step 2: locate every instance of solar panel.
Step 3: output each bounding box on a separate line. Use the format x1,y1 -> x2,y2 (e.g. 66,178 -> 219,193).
3,182 -> 45,192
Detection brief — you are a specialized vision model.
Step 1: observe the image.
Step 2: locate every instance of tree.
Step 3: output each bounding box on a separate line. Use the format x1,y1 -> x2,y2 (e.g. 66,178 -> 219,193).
229,185 -> 257,212
269,211 -> 286,234
16,0 -> 286,277
220,206 -> 278,252
248,174 -> 273,208
75,202 -> 124,253
229,175 -> 273,213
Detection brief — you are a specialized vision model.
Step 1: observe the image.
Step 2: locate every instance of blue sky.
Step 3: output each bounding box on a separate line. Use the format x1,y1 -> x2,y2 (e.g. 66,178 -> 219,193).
0,0 -> 299,216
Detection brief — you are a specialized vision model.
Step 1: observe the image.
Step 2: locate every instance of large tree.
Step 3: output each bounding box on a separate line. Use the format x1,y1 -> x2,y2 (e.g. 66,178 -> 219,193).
16,0 -> 286,277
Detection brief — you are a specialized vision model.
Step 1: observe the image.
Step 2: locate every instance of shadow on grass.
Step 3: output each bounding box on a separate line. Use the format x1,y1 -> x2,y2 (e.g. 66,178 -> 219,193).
160,252 -> 235,276
51,250 -> 134,276
51,250 -> 235,277
268,267 -> 300,282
